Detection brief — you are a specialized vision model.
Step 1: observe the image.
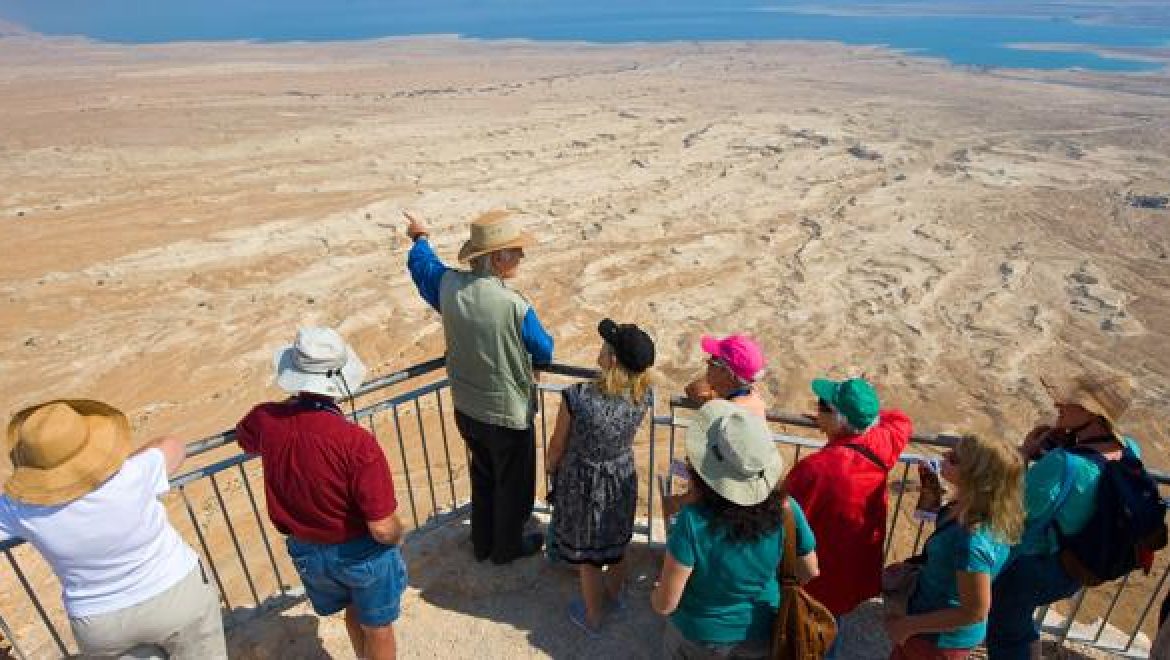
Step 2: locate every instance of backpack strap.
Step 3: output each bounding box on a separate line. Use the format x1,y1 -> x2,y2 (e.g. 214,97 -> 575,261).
842,443 -> 890,472
779,498 -> 798,586
1024,450 -> 1077,546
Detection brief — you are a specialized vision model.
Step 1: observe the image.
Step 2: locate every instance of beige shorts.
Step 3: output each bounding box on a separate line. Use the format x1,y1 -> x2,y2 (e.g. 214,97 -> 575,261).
70,566 -> 226,659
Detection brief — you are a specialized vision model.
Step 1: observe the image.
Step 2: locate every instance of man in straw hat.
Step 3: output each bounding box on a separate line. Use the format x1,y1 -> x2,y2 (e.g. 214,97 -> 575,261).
0,401 -> 226,658
784,375 -> 912,658
405,209 -> 553,564
236,327 -> 405,660
987,372 -> 1142,659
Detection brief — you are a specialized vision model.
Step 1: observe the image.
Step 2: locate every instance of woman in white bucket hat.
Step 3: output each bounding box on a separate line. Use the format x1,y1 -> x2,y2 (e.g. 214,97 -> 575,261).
652,400 -> 820,659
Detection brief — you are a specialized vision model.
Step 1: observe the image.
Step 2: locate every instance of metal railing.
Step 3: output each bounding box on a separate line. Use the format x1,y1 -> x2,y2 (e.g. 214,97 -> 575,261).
1,359 -> 1167,658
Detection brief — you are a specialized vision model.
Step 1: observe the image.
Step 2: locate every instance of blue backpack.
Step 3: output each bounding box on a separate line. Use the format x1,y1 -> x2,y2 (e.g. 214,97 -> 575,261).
1048,445 -> 1167,586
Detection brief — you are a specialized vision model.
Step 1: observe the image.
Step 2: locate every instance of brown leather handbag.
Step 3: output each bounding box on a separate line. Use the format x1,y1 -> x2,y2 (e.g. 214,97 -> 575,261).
771,499 -> 838,659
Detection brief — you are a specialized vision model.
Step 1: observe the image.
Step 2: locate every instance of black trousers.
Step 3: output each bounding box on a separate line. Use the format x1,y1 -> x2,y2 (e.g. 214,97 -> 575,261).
454,411 -> 536,563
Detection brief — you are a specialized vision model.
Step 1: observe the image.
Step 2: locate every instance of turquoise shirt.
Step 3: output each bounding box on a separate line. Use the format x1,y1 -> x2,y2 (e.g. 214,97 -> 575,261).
908,519 -> 1011,649
1018,437 -> 1141,557
667,499 -> 816,644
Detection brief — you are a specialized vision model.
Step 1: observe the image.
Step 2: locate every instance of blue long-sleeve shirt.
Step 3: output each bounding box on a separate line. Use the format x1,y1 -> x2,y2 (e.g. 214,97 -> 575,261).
407,238 -> 554,365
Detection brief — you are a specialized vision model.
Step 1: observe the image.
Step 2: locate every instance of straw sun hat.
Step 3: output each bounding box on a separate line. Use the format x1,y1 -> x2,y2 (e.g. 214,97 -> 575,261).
457,210 -> 534,263
5,400 -> 133,506
1041,372 -> 1135,430
686,399 -> 784,506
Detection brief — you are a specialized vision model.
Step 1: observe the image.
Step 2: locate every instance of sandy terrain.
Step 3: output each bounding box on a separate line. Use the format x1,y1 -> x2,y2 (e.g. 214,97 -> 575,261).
2,32 -> 1170,658
1,35 -> 1169,462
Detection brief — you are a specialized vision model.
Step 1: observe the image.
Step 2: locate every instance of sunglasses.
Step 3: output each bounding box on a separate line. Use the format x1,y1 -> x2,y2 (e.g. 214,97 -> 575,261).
816,398 -> 832,413
707,357 -> 729,371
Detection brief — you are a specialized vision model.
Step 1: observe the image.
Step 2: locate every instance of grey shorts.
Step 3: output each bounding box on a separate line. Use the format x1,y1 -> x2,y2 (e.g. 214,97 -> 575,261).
70,565 -> 226,659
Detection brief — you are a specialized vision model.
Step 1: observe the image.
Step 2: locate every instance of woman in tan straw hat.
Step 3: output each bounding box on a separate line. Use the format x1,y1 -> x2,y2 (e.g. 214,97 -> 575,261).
987,372 -> 1146,659
404,209 -> 553,564
0,400 -> 225,658
651,400 -> 819,659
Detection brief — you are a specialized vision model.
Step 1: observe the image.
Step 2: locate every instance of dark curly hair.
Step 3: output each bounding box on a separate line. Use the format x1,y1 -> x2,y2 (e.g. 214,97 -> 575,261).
689,465 -> 785,543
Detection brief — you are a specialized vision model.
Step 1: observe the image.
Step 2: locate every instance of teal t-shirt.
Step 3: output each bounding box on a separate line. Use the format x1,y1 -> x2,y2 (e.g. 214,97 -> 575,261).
908,520 -> 1011,649
666,499 -> 816,644
1018,437 -> 1141,557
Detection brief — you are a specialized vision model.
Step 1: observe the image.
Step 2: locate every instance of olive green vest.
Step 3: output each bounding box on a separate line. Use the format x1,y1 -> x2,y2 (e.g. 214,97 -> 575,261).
439,269 -> 534,430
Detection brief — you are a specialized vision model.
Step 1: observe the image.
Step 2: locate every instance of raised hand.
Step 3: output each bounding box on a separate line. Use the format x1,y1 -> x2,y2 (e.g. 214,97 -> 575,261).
403,210 -> 429,241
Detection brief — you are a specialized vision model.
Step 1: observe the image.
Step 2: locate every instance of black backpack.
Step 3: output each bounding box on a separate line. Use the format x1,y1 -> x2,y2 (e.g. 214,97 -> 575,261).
1053,444 -> 1168,587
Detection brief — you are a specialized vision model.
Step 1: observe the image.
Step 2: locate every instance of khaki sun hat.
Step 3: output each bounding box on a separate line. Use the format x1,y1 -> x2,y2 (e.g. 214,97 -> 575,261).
685,399 -> 784,506
5,400 -> 132,506
457,210 -> 535,263
1041,373 -> 1134,430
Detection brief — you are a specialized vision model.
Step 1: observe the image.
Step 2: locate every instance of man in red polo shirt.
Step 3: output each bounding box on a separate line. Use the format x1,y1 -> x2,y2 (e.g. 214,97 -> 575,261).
237,327 -> 405,660
785,376 -> 912,659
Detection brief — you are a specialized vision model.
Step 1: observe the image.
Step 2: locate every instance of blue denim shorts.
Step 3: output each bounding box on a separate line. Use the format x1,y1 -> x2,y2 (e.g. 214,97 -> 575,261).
286,535 -> 407,627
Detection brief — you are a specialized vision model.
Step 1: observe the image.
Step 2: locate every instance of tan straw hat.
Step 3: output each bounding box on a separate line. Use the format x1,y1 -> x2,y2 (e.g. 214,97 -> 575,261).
457,210 -> 535,263
1042,373 -> 1135,429
685,399 -> 784,506
5,400 -> 132,506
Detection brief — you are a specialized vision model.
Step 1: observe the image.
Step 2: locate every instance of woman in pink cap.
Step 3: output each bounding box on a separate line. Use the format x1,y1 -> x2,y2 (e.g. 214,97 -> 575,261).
684,334 -> 768,418
666,335 -> 770,520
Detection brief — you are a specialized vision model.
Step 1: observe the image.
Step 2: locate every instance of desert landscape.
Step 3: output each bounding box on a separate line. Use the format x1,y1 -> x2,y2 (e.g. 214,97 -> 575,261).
1,30 -> 1170,658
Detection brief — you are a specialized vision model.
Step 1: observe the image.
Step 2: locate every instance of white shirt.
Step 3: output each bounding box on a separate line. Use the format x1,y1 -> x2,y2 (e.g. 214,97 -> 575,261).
0,449 -> 199,617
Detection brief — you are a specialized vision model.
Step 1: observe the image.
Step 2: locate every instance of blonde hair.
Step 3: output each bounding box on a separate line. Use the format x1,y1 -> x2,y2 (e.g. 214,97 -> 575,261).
952,434 -> 1026,544
596,345 -> 653,404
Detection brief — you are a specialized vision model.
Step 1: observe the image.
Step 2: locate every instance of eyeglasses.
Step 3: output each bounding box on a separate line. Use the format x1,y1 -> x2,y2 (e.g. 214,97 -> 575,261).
707,357 -> 729,371
816,399 -> 832,413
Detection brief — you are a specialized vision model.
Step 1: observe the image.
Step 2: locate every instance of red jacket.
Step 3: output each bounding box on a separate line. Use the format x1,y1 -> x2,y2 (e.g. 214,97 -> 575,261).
784,409 -> 912,615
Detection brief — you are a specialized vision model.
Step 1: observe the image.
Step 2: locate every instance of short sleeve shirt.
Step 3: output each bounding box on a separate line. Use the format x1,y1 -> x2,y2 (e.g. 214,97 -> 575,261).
0,449 -> 198,617
909,520 -> 1011,649
1018,437 -> 1141,556
236,398 -> 398,544
667,499 -> 816,644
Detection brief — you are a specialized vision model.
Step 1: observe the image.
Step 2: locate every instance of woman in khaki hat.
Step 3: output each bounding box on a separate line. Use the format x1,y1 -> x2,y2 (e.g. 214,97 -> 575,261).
987,373 -> 1141,659
0,401 -> 225,658
651,400 -> 819,659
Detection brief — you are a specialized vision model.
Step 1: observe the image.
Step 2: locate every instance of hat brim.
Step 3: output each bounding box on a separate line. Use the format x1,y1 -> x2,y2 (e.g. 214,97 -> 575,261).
1041,376 -> 1120,429
4,400 -> 132,507
273,344 -> 368,399
811,378 -> 840,404
457,231 -> 535,263
699,335 -> 721,357
684,400 -> 783,507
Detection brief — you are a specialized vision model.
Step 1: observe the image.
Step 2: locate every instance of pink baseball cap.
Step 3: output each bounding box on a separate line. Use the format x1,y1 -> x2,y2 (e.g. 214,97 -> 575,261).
700,334 -> 766,383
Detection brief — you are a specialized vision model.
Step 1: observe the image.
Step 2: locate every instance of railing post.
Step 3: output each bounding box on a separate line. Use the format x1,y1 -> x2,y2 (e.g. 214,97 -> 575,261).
209,473 -> 261,607
647,388 -> 657,545
3,549 -> 68,657
237,463 -> 288,597
389,405 -> 421,529
413,398 -> 440,518
434,390 -> 458,510
0,612 -> 29,660
1056,588 -> 1087,647
179,485 -> 233,610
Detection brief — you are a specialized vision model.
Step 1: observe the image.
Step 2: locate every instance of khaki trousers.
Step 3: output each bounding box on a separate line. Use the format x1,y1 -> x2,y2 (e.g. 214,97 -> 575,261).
70,566 -> 226,659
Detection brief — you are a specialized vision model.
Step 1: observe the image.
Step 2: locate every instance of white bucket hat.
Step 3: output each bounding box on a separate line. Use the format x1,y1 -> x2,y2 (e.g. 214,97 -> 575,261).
685,399 -> 784,506
273,327 -> 367,398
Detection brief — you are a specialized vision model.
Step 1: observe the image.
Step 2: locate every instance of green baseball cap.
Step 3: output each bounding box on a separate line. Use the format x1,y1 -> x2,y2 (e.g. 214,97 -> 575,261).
811,377 -> 880,431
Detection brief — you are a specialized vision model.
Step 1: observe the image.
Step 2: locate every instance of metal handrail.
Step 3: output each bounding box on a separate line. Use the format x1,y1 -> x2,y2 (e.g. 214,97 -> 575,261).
2,359 -> 1166,659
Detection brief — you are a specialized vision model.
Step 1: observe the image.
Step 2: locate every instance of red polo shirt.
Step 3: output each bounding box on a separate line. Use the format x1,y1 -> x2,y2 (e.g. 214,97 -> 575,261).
236,398 -> 398,545
784,409 -> 912,615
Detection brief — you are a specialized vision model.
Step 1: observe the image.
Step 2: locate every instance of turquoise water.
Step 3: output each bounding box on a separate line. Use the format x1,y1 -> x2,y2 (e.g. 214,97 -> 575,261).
0,1 -> 1167,72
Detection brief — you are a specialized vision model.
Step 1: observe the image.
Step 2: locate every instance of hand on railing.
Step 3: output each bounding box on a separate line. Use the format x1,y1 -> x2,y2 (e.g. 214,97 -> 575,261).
683,377 -> 717,406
